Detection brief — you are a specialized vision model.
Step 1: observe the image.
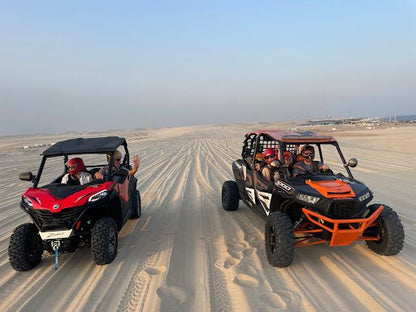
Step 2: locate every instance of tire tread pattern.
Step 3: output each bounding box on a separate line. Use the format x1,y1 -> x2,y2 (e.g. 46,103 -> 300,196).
8,223 -> 43,271
91,218 -> 118,265
130,190 -> 141,219
366,205 -> 404,256
222,180 -> 240,211
265,211 -> 295,267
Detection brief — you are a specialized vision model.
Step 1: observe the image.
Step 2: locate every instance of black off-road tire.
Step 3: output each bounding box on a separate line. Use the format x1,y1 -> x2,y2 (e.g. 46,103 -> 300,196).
366,205 -> 404,256
222,180 -> 240,211
91,218 -> 118,265
130,189 -> 141,219
9,223 -> 43,271
265,211 -> 295,267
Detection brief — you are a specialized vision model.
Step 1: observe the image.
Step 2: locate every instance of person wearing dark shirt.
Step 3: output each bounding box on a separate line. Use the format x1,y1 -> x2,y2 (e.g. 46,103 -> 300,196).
94,150 -> 140,180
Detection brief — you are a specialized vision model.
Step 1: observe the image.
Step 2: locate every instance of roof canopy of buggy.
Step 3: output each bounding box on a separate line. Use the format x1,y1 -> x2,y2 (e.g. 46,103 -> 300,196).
246,130 -> 336,144
42,137 -> 127,156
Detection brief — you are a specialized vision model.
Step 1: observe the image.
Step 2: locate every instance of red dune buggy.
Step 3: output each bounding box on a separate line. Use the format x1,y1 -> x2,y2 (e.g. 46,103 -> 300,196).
9,137 -> 141,271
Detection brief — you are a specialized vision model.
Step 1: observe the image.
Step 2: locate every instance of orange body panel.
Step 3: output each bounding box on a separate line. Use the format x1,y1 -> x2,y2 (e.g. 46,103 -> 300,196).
305,179 -> 356,198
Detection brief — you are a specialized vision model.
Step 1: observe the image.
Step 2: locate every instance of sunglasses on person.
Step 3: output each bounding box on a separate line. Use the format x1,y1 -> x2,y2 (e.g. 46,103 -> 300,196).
302,152 -> 313,156
114,158 -> 121,162
265,155 -> 276,159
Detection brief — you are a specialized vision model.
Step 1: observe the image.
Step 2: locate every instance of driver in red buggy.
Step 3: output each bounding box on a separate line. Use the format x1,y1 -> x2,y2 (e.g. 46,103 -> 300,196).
61,157 -> 92,185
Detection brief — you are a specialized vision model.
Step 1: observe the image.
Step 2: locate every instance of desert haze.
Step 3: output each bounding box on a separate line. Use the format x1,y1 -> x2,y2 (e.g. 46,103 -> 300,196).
0,123 -> 415,312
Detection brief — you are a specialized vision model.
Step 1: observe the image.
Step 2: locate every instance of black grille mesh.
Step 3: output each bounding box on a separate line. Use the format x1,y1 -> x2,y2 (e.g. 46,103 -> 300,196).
29,206 -> 85,230
328,200 -> 361,219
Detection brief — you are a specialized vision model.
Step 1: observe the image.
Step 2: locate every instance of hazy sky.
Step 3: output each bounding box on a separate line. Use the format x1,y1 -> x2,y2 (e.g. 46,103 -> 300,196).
1,1 -> 415,135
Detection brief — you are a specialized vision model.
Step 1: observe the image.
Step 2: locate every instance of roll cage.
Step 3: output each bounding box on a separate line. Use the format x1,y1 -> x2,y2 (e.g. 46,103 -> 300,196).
242,130 -> 355,181
32,137 -> 131,188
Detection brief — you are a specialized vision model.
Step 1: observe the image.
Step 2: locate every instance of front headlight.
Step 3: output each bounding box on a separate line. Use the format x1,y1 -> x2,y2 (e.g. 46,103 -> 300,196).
296,193 -> 320,204
358,192 -> 371,202
88,190 -> 108,202
22,196 -> 33,207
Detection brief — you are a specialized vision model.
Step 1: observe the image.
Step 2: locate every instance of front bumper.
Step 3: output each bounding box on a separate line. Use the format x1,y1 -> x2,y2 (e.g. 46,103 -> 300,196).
39,229 -> 73,240
296,205 -> 384,246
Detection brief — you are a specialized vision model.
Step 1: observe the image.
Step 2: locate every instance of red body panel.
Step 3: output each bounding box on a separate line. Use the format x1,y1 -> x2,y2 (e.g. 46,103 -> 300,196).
23,182 -> 113,213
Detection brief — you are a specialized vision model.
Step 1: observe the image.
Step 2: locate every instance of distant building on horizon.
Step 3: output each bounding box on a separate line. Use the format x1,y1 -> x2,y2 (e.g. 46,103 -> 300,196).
301,117 -> 381,126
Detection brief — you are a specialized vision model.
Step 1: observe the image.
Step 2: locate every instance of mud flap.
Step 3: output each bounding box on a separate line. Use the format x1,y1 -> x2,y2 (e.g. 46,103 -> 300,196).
232,160 -> 249,200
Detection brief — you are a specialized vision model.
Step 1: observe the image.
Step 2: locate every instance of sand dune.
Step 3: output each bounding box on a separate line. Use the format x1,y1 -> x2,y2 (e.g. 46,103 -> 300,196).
0,123 -> 415,311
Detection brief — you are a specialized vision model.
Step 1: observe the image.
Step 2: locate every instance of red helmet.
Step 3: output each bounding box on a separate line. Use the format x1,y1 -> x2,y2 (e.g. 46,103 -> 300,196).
263,148 -> 276,165
66,157 -> 85,175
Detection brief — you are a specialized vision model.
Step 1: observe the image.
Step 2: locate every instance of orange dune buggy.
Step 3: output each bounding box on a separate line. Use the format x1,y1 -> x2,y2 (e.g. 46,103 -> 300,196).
222,130 -> 404,267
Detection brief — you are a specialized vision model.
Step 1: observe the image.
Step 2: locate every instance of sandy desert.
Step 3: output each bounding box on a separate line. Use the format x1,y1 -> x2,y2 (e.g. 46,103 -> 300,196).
0,122 -> 415,312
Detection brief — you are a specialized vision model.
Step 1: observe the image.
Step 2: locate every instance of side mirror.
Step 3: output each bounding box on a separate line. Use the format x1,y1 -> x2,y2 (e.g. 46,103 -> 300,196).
347,158 -> 358,168
19,172 -> 34,182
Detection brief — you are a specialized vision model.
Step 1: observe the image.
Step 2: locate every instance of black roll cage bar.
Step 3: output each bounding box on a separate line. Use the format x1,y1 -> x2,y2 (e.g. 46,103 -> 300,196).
33,142 -> 130,188
243,132 -> 355,183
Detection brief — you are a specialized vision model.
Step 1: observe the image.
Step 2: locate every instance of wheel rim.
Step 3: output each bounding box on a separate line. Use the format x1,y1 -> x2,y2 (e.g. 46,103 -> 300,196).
269,226 -> 277,253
